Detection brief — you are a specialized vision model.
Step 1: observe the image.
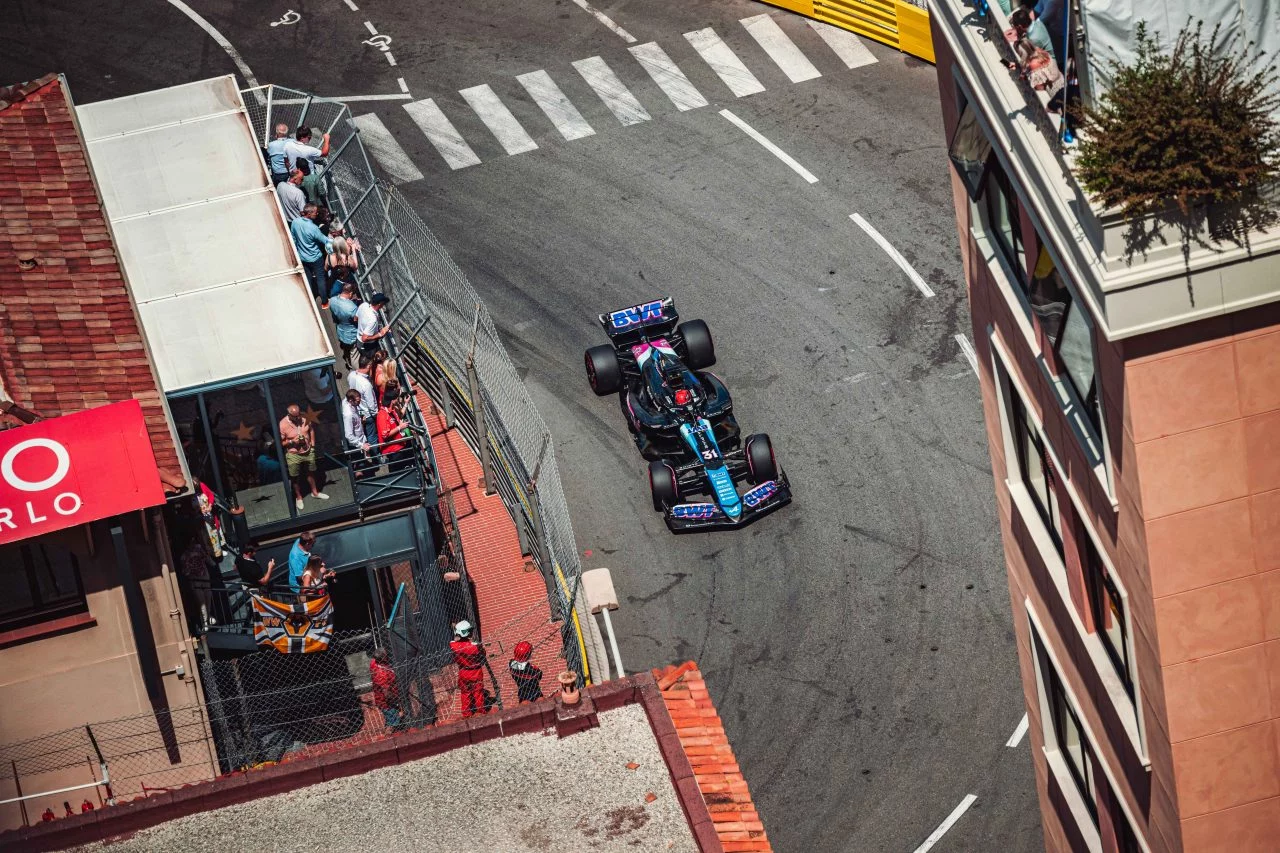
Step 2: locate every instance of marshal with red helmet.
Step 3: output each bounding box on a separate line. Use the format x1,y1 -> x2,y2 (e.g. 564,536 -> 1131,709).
584,297 -> 792,532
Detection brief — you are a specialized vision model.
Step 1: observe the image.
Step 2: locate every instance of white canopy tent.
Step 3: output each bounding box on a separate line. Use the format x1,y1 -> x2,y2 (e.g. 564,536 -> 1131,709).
1080,0 -> 1279,116
77,75 -> 332,394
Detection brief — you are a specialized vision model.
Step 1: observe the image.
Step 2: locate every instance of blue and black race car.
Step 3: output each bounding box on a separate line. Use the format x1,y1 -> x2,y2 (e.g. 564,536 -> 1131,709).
584,297 -> 792,532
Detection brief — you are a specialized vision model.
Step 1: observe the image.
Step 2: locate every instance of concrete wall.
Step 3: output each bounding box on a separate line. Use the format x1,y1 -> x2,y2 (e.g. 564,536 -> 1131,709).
0,510 -> 213,830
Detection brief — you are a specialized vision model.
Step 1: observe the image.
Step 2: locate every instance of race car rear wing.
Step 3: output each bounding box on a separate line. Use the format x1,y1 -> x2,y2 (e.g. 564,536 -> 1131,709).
597,297 -> 679,345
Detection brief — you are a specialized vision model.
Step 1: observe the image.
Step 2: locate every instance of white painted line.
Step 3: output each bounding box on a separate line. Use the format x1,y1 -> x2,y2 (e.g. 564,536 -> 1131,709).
325,93 -> 413,102
806,20 -> 878,69
955,334 -> 979,375
350,113 -> 424,183
165,0 -> 261,90
719,109 -> 817,184
460,84 -> 539,155
573,56 -> 651,126
568,0 -> 636,43
385,52 -> 397,66
397,77 -> 409,93
363,20 -> 378,34
741,14 -> 821,83
517,70 -> 595,141
404,98 -> 482,170
343,0 -> 359,9
629,42 -> 708,111
913,794 -> 978,853
1006,712 -> 1029,747
849,214 -> 934,297
685,28 -> 766,97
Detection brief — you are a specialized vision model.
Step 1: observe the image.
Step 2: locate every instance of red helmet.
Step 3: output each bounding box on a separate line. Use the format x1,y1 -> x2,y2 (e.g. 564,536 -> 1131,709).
513,641 -> 533,661
674,388 -> 692,406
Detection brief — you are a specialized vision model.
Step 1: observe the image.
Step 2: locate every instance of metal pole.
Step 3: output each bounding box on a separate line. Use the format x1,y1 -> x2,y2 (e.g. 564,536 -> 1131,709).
466,304 -> 495,495
263,86 -> 274,146
11,759 -> 26,826
599,608 -> 625,678
84,725 -> 113,806
296,95 -> 314,132
355,234 -> 400,290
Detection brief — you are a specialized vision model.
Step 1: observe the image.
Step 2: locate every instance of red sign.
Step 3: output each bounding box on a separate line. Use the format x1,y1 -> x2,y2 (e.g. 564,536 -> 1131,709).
0,400 -> 165,544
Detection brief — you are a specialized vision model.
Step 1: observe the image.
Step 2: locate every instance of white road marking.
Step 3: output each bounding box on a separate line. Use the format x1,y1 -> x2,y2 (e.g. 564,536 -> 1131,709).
350,113 -> 424,183
806,20 -> 878,68
719,109 -> 817,184
685,28 -> 766,97
517,70 -> 596,141
629,42 -> 708,111
741,14 -> 821,83
385,52 -> 397,66
397,77 -> 409,93
1006,712 -> 1029,747
343,0 -> 359,9
913,795 -> 977,853
324,93 -> 413,102
573,56 -> 651,126
165,0 -> 261,90
364,20 -> 378,34
955,334 -> 979,374
460,84 -> 539,155
849,214 -> 934,297
568,0 -> 636,43
404,98 -> 482,169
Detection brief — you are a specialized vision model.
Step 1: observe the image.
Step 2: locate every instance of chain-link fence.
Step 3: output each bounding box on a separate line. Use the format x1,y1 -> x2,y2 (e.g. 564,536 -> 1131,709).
0,607 -> 564,830
240,85 -> 597,685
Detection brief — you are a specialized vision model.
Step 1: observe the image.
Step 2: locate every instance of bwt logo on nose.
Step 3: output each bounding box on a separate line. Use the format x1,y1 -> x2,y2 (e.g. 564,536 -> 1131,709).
0,438 -> 82,529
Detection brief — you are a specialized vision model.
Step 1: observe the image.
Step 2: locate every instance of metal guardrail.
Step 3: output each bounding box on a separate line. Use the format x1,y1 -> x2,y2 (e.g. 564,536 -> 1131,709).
240,85 -> 596,687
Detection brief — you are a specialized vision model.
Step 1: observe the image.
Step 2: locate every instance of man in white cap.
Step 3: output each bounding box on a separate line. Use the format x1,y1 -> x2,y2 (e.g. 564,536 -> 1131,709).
450,620 -> 487,718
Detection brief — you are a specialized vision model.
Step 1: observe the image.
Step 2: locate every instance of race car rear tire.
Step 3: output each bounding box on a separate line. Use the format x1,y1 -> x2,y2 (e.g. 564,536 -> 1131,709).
745,433 -> 778,484
678,320 -> 716,370
585,345 -> 622,396
649,460 -> 680,512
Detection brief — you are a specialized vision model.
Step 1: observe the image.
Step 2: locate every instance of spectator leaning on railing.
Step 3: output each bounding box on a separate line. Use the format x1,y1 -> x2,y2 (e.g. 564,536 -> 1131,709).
330,280 -> 361,368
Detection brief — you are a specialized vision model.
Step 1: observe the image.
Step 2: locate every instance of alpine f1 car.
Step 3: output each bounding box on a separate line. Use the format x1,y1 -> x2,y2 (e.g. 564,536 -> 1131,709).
583,297 -> 792,532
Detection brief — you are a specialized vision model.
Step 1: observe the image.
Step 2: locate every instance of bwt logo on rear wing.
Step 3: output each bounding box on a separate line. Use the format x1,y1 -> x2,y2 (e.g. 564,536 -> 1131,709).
602,298 -> 674,330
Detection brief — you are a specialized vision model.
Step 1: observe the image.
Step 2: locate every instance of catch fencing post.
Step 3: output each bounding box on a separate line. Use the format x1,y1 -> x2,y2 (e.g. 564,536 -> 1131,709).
526,434 -> 558,616
466,303 -> 496,495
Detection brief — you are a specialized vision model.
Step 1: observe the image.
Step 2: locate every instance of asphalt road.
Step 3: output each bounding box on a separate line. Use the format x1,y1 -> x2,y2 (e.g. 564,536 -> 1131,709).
1,2 -> 1041,850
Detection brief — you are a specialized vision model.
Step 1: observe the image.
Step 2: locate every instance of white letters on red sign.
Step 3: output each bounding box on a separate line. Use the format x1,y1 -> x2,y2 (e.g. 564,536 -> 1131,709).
0,437 -> 82,532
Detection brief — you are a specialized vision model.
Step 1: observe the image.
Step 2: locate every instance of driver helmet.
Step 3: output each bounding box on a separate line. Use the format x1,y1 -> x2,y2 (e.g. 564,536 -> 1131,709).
454,620 -> 473,638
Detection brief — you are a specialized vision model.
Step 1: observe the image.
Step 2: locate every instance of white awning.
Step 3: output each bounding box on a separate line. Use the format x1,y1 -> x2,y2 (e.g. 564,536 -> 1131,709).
77,75 -> 332,393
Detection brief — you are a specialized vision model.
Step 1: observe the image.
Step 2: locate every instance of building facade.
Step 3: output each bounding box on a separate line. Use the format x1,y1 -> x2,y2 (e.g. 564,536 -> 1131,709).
931,3 -> 1280,852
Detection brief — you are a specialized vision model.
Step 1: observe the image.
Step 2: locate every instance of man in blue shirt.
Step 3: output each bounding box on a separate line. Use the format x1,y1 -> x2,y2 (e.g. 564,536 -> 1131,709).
329,281 -> 361,368
266,123 -> 291,186
287,531 -> 317,592
289,204 -> 333,306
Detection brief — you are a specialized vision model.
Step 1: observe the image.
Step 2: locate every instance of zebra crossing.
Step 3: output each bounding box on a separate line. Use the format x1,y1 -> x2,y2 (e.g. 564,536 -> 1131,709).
357,16 -> 879,182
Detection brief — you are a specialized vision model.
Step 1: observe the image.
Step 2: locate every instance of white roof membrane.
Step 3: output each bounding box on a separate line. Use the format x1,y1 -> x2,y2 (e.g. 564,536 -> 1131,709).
78,75 -> 332,393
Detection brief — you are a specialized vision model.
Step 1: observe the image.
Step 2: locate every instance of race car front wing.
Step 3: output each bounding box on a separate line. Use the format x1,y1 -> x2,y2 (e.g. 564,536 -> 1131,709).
661,476 -> 793,533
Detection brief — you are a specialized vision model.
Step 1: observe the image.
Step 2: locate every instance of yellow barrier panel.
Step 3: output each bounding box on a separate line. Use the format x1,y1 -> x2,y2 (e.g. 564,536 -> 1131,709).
758,0 -> 934,64
555,563 -> 592,686
895,1 -> 935,63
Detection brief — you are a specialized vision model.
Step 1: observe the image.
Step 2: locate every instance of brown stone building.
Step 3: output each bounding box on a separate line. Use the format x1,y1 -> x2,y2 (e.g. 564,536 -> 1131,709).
930,4 -> 1280,852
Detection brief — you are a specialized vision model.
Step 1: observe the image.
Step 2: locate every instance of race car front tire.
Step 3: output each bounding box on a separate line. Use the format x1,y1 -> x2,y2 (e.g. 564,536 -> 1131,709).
745,433 -> 778,484
648,460 -> 680,512
585,345 -> 622,396
678,319 -> 716,370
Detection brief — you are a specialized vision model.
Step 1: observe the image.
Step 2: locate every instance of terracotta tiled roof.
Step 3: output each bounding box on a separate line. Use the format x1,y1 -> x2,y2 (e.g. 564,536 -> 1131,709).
0,74 -> 185,490
655,661 -> 773,852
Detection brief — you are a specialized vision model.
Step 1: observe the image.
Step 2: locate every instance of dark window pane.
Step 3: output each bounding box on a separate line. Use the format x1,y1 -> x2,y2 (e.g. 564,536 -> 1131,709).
949,99 -> 993,200
0,554 -> 35,616
1028,246 -> 1072,343
1084,535 -> 1133,696
30,542 -> 81,606
1011,393 -> 1062,554
169,394 -> 216,488
0,540 -> 87,630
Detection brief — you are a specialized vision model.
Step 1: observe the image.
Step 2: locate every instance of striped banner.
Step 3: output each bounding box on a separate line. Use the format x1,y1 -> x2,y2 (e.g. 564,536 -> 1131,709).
251,592 -> 335,654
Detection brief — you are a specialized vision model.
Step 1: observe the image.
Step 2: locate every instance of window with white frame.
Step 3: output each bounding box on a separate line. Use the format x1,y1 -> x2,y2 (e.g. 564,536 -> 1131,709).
1029,248 -> 1101,435
1082,533 -> 1133,699
1032,623 -> 1101,826
1009,389 -> 1064,556
948,94 -> 993,201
